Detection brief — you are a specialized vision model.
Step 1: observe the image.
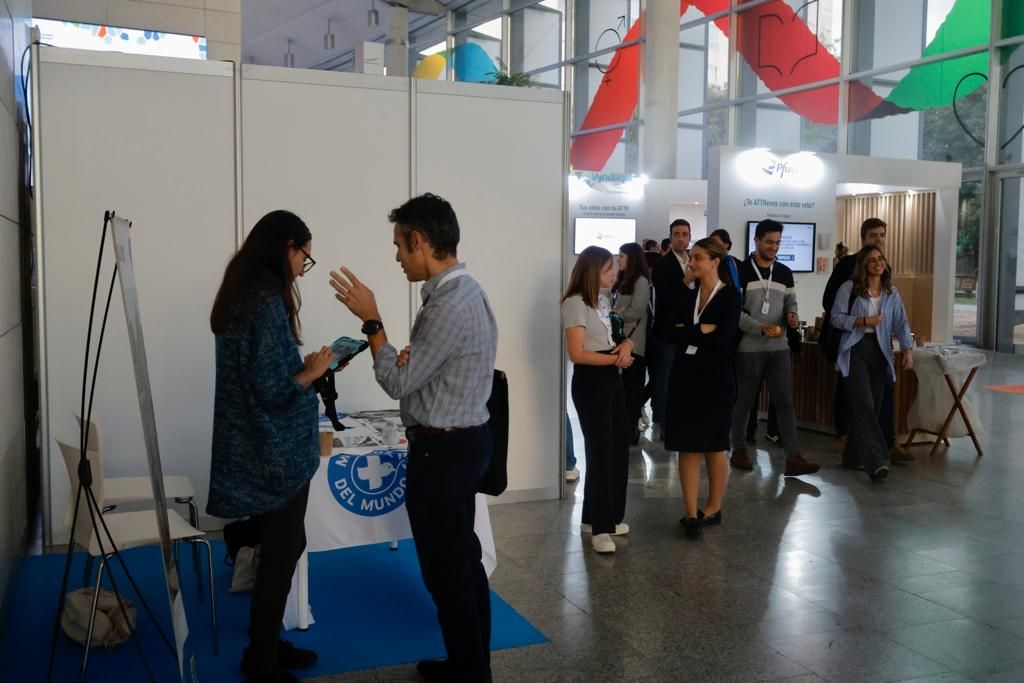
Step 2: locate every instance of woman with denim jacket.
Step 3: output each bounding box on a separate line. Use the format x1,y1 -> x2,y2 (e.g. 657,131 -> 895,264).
830,245 -> 914,482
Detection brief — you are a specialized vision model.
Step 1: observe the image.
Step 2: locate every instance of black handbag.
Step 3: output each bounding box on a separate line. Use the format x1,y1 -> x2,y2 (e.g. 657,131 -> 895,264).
786,325 -> 803,355
479,369 -> 509,496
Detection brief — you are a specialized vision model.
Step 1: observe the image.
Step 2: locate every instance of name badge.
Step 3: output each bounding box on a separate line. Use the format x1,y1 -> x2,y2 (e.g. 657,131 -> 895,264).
761,300 -> 771,315
685,345 -> 698,355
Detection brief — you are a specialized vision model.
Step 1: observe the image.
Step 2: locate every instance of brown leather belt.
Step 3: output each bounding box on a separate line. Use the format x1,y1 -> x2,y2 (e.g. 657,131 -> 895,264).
406,425 -> 477,440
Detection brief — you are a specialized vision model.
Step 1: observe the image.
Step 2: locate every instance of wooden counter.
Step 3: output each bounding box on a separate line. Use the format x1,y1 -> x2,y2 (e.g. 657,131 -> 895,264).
755,341 -> 916,435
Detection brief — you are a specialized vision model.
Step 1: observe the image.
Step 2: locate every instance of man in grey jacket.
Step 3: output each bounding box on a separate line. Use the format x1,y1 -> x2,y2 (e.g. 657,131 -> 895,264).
729,220 -> 820,477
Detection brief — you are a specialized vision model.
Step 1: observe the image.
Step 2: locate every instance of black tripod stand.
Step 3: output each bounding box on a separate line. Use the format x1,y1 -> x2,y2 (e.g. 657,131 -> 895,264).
45,212 -> 186,682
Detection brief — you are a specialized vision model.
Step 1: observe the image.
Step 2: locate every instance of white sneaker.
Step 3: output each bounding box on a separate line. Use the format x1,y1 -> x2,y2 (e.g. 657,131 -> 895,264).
591,533 -> 616,553
580,522 -> 629,536
565,468 -> 580,482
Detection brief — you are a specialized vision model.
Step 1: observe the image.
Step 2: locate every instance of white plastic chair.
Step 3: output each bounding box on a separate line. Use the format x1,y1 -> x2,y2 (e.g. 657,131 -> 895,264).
74,414 -> 203,596
57,441 -> 218,675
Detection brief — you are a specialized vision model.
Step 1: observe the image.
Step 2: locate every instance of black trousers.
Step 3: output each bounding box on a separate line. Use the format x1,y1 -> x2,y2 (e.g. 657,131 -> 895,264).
247,482 -> 310,676
406,426 -> 492,681
835,370 -> 895,445
621,354 -> 647,440
571,364 -> 629,534
843,337 -> 891,472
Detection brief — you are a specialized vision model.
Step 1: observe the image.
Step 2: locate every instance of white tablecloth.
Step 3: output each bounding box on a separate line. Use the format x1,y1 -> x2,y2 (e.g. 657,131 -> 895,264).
283,415 -> 496,630
908,346 -> 987,437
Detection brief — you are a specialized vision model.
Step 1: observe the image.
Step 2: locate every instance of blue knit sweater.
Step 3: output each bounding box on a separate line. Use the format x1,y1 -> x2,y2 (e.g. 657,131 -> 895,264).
207,290 -> 319,518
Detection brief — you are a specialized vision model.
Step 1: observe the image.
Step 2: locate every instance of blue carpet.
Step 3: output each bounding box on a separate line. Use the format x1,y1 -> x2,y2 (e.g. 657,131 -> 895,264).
1,540 -> 546,681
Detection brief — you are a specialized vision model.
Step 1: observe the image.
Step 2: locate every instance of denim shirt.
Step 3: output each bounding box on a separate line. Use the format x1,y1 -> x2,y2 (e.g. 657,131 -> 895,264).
830,280 -> 914,381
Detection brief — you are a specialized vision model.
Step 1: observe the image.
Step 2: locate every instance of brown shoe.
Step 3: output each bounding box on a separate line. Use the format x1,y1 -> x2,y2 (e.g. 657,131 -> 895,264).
784,455 -> 821,477
835,435 -> 848,455
730,448 -> 754,471
889,444 -> 915,463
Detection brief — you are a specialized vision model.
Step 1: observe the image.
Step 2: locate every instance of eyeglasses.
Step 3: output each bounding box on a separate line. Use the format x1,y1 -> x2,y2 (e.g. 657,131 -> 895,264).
299,246 -> 316,274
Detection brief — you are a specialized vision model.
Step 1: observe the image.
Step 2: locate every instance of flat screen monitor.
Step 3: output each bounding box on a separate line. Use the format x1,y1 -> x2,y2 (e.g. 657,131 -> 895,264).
745,221 -> 816,273
574,217 -> 637,255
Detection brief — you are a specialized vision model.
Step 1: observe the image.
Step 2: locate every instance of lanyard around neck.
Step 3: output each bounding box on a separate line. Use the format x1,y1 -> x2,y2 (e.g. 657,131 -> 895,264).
751,258 -> 774,301
694,280 -> 724,324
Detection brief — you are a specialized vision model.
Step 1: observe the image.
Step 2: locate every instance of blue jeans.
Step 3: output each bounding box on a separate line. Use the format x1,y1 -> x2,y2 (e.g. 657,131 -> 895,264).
565,413 -> 576,471
647,335 -> 678,425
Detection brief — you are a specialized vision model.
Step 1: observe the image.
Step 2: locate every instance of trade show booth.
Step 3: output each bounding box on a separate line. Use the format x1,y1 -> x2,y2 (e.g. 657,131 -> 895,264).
33,47 -> 566,545
567,146 -> 962,435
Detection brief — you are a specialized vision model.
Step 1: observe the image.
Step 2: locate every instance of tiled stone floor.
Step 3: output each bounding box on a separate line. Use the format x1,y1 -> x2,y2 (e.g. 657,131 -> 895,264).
318,352 -> 1024,682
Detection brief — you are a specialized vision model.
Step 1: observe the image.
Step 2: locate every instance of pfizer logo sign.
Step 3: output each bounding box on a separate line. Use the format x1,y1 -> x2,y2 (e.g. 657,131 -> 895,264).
327,449 -> 408,517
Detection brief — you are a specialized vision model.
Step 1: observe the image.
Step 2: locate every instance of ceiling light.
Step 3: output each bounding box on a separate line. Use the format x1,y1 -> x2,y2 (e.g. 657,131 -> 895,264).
368,0 -> 379,27
324,19 -> 335,50
284,39 -> 294,67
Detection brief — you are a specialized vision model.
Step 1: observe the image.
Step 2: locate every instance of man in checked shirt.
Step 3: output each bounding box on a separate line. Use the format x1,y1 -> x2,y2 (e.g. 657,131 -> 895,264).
330,193 -> 498,683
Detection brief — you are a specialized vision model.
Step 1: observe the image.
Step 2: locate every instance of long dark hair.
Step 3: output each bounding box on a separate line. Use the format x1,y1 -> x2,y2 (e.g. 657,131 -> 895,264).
851,245 -> 892,298
562,246 -> 612,308
692,237 -> 732,284
210,210 -> 311,342
612,242 -> 650,296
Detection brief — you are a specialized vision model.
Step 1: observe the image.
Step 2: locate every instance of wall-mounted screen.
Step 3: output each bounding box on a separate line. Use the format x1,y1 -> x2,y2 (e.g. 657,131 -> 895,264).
745,221 -> 816,273
574,217 -> 637,255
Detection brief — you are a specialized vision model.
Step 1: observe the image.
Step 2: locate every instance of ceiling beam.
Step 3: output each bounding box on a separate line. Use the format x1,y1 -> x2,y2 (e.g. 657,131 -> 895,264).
382,0 -> 446,16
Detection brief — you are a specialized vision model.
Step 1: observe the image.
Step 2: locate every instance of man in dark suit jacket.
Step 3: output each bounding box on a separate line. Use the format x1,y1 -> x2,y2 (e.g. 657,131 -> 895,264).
822,217 -> 913,464
648,219 -> 694,436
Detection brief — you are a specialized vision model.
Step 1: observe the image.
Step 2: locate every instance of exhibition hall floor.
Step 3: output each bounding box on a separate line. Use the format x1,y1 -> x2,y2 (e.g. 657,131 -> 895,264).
324,351 -> 1024,682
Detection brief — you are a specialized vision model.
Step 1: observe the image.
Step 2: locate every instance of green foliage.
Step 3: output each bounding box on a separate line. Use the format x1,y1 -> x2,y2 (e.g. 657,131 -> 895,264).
487,59 -> 536,87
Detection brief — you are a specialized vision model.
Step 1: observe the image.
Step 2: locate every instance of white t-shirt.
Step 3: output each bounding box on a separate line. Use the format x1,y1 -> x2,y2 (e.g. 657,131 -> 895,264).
865,295 -> 882,334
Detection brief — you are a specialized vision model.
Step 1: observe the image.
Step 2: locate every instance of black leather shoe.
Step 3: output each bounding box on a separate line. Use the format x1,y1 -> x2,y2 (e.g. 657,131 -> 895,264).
243,641 -> 318,675
681,517 -> 702,540
416,659 -> 450,681
697,509 -> 722,526
245,671 -> 300,683
278,640 -> 318,670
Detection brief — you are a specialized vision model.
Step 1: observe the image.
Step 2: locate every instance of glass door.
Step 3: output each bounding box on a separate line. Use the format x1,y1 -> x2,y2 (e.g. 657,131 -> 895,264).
954,178 -> 982,344
996,175 -> 1024,353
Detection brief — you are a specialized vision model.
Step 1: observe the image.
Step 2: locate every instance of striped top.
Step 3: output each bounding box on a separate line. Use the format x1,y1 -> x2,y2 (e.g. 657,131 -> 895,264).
374,263 -> 498,428
736,255 -> 798,353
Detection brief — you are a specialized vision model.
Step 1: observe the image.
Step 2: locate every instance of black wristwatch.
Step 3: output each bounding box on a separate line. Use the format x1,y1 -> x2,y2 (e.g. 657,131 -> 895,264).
361,319 -> 384,336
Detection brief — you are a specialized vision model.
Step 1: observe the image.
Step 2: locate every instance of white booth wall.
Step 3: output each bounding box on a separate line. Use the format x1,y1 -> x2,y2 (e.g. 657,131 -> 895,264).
36,49 -> 565,544
709,146 -> 962,340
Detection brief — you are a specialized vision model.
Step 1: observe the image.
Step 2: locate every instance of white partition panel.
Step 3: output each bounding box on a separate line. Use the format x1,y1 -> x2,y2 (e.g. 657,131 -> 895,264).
241,66 -> 412,413
414,80 -> 565,501
36,49 -> 237,543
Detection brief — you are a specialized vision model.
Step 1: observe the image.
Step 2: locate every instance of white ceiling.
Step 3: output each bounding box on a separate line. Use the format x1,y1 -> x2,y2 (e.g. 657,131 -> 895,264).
242,0 -> 465,70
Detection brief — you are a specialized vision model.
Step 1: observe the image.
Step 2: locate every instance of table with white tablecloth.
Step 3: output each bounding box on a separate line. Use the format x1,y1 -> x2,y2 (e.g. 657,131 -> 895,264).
905,346 -> 987,457
284,413 -> 496,630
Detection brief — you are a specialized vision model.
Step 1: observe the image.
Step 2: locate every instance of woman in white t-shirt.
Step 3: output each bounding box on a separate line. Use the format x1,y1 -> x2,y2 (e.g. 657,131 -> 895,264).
830,245 -> 914,481
561,246 -> 634,554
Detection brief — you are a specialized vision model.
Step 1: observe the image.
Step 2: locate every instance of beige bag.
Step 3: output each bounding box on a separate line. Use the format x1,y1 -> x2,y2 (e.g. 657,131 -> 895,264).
230,545 -> 260,593
61,587 -> 137,650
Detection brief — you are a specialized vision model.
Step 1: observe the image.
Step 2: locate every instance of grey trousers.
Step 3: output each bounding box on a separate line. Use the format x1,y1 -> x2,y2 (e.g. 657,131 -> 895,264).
843,336 -> 890,473
730,350 -> 802,458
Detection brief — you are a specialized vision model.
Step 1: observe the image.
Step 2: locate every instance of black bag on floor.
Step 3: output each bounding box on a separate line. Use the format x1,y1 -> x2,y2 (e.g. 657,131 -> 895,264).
479,369 -> 509,496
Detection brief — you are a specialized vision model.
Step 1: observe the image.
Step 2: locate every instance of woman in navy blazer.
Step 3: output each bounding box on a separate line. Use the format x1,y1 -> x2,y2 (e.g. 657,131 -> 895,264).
830,245 -> 914,481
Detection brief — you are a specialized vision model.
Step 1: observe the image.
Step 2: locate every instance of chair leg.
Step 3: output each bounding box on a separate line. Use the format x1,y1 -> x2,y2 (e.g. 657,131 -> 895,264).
187,499 -> 202,602
82,553 -> 94,588
191,537 -> 218,656
81,556 -> 107,675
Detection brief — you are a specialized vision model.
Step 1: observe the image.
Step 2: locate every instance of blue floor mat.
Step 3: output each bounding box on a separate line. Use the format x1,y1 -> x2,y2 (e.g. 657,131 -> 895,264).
1,540 -> 546,681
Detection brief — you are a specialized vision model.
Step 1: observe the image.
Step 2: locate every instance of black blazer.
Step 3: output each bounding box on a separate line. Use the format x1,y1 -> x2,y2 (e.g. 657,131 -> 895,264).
651,251 -> 687,339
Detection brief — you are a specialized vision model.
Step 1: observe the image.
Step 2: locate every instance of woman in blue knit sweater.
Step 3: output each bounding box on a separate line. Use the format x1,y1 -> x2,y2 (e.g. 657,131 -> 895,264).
208,210 -> 334,683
